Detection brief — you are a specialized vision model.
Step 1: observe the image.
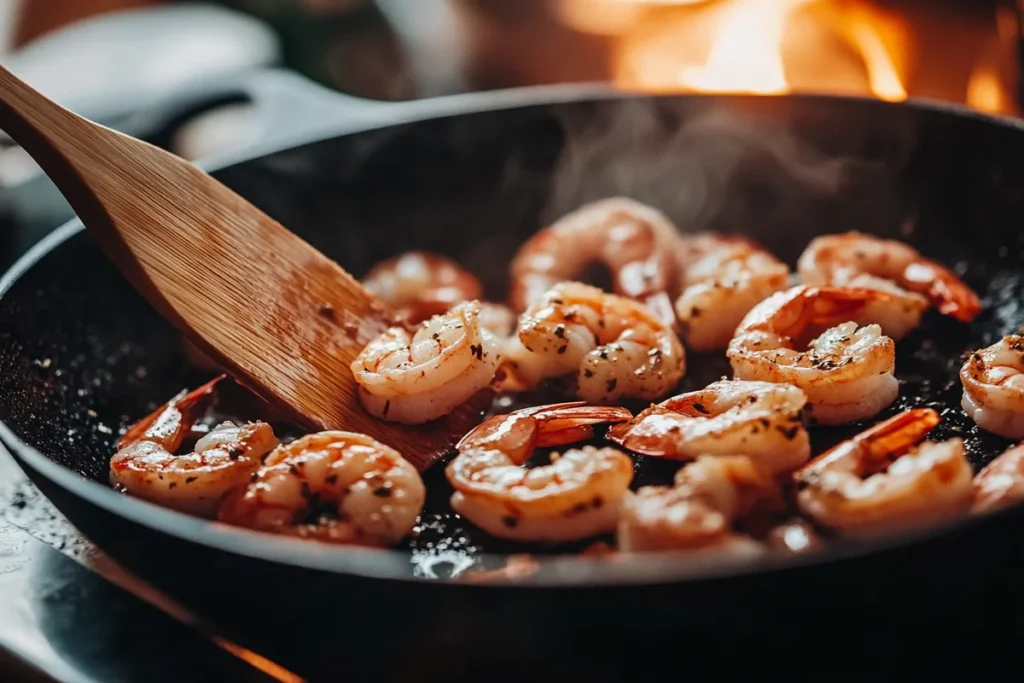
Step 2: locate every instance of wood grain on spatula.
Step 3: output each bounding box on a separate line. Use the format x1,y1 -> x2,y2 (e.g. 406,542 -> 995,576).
0,64 -> 489,471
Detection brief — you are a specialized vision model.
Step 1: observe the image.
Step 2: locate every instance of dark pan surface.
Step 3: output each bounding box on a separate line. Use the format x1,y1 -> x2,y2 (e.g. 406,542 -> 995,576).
3,91 -> 1024,584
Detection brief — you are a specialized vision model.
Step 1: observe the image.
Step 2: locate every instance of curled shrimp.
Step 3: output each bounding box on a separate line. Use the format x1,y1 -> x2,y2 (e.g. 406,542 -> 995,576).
960,335 -> 1024,439
218,431 -> 425,547
797,232 -> 981,332
110,376 -> 278,517
794,408 -> 974,537
446,402 -> 635,542
351,300 -> 501,424
727,285 -> 899,425
361,251 -> 516,338
607,379 -> 810,475
972,442 -> 1024,514
503,281 -> 685,403
618,455 -> 773,554
673,234 -> 791,351
509,197 -> 680,325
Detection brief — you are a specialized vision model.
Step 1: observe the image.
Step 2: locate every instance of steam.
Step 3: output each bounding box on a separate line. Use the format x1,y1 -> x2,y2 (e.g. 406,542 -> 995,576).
540,96 -> 914,250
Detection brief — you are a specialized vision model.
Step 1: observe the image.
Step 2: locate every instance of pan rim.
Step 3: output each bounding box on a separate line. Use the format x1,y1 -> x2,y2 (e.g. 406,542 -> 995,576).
2,87 -> 1022,588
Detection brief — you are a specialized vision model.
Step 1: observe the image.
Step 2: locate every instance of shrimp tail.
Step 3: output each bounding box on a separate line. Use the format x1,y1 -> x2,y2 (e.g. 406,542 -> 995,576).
117,374 -> 225,450
535,404 -> 634,447
904,260 -> 981,323
799,408 -> 940,476
605,405 -> 679,457
659,393 -> 710,416
806,286 -> 893,323
854,407 -> 940,463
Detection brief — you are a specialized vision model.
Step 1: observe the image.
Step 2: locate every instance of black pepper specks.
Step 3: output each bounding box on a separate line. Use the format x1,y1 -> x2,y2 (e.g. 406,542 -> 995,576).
777,425 -> 801,440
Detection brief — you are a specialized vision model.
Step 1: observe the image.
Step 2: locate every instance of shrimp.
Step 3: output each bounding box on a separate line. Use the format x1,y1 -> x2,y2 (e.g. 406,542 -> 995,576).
960,335 -> 1024,439
362,251 -> 482,324
446,402 -> 635,542
797,232 -> 981,334
361,251 -> 516,337
673,234 -> 791,351
617,455 -> 772,554
502,281 -> 685,403
351,300 -> 501,424
972,442 -> 1024,514
218,431 -> 425,547
607,379 -> 810,475
509,197 -> 680,325
794,408 -> 974,537
727,285 -> 899,425
477,301 -> 517,339
109,376 -> 278,517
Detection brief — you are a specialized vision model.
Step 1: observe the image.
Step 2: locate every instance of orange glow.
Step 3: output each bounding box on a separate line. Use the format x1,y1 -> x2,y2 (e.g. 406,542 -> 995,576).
966,35 -> 1013,115
612,0 -> 912,103
967,63 -> 1009,115
843,10 -> 907,101
212,637 -> 306,683
678,0 -> 811,94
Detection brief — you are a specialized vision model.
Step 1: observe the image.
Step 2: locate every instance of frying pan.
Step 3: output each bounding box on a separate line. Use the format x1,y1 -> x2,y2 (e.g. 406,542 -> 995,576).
2,71 -> 1024,678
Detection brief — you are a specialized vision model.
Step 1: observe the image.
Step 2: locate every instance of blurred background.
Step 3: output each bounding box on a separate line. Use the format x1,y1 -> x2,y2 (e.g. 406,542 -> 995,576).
0,0 -> 1020,269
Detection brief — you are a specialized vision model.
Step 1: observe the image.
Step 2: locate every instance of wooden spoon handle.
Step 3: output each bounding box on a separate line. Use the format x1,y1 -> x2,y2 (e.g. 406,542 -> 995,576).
0,64 -> 122,227
0,64 -> 485,470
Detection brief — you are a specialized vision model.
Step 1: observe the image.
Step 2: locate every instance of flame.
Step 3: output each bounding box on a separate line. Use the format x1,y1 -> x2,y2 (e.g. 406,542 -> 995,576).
678,0 -> 812,94
966,34 -> 1014,115
613,0 -> 910,102
843,10 -> 907,101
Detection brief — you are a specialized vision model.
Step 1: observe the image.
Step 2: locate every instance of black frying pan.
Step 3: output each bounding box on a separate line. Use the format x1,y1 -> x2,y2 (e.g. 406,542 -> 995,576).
3,74 -> 1024,678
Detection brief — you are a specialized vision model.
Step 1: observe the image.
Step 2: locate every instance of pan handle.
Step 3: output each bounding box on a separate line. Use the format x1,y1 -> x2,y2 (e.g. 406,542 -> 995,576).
115,67 -> 407,168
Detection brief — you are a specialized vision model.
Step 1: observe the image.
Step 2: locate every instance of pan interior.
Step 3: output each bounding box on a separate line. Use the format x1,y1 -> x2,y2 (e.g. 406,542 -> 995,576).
2,93 -> 1024,577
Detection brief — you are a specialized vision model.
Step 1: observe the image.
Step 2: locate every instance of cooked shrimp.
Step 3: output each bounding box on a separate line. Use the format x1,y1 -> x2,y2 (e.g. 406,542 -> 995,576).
361,250 -> 516,338
362,251 -> 482,324
218,431 -> 425,546
477,302 -> 517,339
673,235 -> 790,351
618,455 -> 772,554
798,232 -> 981,333
960,335 -> 1024,439
446,402 -> 634,542
110,376 -> 278,517
794,408 -> 974,537
727,285 -> 899,425
972,442 -> 1024,514
607,379 -> 810,474
509,197 -> 680,325
503,281 -> 685,403
351,300 -> 500,424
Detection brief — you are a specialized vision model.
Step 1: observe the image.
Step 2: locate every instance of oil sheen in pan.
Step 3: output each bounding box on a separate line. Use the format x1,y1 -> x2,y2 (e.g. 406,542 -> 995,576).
74,265 -> 1024,580
404,268 -> 1024,577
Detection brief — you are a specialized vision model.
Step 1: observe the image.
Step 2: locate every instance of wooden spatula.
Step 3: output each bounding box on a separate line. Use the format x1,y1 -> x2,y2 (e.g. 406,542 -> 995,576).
0,64 -> 490,471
